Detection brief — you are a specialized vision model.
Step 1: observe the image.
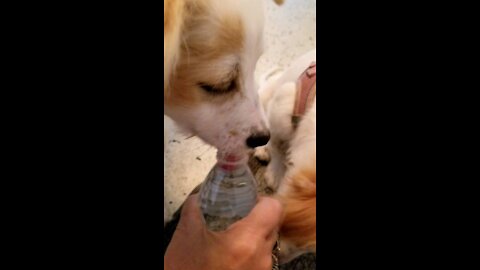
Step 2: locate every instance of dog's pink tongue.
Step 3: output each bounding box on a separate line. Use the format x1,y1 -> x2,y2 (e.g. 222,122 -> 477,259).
217,152 -> 246,171
225,154 -> 240,162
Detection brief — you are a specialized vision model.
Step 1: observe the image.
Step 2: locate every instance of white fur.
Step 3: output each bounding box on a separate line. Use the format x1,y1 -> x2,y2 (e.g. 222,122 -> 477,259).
255,49 -> 316,263
256,49 -> 316,190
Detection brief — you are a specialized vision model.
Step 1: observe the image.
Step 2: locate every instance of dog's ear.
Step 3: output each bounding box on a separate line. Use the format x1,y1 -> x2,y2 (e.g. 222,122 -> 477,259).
273,0 -> 285,5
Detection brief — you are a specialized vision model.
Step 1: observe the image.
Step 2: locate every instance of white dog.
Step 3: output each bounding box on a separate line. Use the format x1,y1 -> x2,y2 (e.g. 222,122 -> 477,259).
255,49 -> 316,263
164,0 -> 284,224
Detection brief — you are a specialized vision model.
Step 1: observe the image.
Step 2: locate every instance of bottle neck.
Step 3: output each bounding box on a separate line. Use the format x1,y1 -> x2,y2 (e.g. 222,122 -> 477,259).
216,151 -> 248,172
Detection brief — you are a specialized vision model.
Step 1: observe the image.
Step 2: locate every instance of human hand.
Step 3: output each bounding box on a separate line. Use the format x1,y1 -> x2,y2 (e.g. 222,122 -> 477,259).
164,194 -> 284,270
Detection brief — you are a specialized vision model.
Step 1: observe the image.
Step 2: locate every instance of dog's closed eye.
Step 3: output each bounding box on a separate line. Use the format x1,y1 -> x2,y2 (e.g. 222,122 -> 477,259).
199,63 -> 239,95
199,80 -> 236,95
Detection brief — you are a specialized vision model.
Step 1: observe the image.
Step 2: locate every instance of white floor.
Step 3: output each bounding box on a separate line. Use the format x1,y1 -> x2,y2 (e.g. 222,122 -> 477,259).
164,0 -> 316,216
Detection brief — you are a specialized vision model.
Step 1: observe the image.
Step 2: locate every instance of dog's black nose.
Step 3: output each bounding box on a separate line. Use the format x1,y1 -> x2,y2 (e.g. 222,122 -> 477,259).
246,132 -> 270,148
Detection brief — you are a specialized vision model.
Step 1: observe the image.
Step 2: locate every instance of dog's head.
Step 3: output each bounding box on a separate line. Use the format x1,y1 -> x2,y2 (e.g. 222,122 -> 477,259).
165,0 -> 278,152
277,162 -> 316,264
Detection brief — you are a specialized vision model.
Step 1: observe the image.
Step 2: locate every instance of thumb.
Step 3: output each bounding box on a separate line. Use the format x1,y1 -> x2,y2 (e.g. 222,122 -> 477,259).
177,194 -> 205,229
234,196 -> 284,238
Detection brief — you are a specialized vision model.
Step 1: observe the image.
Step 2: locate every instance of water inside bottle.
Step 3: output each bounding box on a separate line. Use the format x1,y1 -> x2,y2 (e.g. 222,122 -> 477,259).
199,153 -> 258,231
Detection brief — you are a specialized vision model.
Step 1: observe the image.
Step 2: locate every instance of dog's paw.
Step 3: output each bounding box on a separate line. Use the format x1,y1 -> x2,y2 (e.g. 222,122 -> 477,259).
254,146 -> 271,165
264,166 -> 280,192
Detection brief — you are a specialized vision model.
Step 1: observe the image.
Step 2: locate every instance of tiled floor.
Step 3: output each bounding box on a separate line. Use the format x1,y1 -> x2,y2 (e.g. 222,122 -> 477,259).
164,0 -> 316,217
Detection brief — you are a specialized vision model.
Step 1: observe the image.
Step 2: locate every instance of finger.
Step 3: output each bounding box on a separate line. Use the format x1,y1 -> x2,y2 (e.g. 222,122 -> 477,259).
238,196 -> 284,237
177,194 -> 204,229
266,231 -> 279,249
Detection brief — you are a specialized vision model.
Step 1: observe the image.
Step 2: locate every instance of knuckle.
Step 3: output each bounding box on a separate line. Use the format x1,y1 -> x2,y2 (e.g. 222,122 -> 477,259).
263,197 -> 283,214
231,240 -> 256,258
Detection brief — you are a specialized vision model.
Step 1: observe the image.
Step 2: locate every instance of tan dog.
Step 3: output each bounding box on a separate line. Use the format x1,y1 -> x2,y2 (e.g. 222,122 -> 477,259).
164,0 -> 284,223
255,49 -> 316,263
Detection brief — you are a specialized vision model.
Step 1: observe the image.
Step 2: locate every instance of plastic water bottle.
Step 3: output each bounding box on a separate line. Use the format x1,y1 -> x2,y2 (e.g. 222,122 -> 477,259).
198,151 -> 258,231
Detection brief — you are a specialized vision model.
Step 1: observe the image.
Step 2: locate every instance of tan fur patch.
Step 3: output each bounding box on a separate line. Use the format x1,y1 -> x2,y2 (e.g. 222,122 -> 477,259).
278,162 -> 316,249
165,1 -> 246,108
181,5 -> 244,59
164,0 -> 185,93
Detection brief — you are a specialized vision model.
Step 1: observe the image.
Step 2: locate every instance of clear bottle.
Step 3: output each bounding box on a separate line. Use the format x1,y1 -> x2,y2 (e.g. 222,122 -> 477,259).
198,151 -> 258,231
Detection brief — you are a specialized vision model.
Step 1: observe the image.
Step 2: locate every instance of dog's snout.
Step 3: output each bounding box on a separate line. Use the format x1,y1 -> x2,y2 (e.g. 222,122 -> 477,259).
246,131 -> 270,148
